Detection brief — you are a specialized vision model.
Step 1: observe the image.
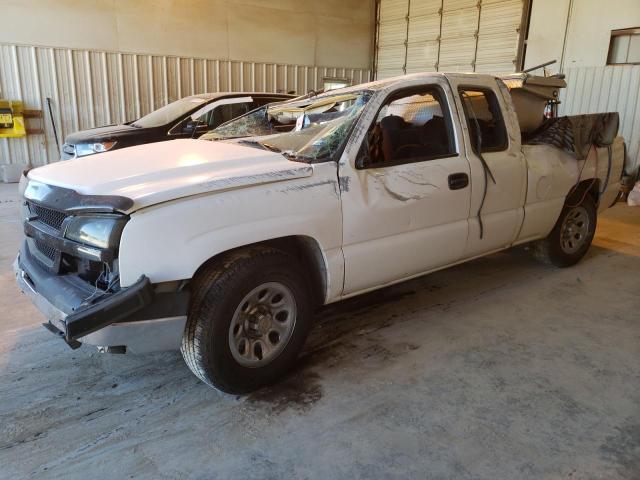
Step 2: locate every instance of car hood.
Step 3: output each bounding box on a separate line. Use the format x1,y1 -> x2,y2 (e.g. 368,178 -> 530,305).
27,139 -> 313,212
64,124 -> 145,144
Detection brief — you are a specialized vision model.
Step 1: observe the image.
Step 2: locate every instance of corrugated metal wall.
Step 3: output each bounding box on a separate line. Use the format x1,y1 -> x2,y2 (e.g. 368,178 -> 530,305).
0,43 -> 371,167
560,65 -> 640,172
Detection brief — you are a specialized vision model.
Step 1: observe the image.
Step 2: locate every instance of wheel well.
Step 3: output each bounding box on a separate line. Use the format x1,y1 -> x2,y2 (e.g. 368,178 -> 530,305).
567,178 -> 601,207
191,236 -> 328,307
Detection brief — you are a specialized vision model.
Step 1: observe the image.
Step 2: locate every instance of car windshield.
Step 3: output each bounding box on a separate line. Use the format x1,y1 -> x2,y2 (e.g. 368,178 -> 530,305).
202,91 -> 372,162
131,96 -> 208,128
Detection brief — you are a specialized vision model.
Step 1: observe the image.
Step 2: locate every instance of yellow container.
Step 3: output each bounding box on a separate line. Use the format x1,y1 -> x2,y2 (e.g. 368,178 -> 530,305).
0,100 -> 27,138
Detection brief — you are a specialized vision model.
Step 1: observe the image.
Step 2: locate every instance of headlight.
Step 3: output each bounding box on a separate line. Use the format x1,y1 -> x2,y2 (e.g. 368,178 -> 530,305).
64,215 -> 127,250
75,141 -> 117,157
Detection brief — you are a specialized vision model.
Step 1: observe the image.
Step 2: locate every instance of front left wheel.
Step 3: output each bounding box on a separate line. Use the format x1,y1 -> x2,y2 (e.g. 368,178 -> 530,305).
181,246 -> 314,394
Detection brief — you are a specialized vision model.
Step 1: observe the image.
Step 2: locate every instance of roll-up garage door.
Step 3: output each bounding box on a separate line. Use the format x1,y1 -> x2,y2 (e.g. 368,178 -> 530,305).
375,0 -> 527,79
376,0 -> 411,79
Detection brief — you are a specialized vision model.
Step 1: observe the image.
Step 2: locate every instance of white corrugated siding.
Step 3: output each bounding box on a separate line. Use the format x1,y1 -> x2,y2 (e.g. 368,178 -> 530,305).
376,0 -> 523,78
439,0 -> 480,72
405,0 -> 441,73
560,65 -> 640,173
476,0 -> 523,73
376,0 -> 410,79
0,43 -> 370,167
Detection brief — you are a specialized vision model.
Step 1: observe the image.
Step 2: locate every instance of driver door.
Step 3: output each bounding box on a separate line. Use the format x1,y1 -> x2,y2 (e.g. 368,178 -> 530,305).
339,79 -> 471,295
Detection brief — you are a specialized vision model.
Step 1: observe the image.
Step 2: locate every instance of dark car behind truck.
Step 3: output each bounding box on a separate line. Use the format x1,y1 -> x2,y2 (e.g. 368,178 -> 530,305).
61,92 -> 293,160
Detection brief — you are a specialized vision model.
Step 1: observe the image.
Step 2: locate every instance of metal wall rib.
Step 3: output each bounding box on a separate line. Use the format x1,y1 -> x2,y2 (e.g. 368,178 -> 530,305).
560,65 -> 640,173
0,43 -> 371,167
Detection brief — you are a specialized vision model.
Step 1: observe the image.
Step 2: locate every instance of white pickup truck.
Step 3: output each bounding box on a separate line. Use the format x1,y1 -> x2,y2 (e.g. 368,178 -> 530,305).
14,73 -> 626,393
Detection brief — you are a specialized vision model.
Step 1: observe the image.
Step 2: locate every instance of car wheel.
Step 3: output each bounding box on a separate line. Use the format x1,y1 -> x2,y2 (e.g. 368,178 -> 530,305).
531,194 -> 597,267
181,246 -> 313,394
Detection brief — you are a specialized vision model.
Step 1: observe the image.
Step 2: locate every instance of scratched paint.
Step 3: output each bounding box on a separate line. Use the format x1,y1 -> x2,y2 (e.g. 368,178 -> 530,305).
366,169 -> 441,203
282,179 -> 340,197
338,176 -> 351,192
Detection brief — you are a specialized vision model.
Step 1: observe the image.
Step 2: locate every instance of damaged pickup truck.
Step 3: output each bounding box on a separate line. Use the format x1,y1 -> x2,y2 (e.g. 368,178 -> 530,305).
14,72 -> 627,393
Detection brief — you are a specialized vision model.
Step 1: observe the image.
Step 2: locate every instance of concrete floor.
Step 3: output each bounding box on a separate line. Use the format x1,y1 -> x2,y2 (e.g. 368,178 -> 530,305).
0,181 -> 638,479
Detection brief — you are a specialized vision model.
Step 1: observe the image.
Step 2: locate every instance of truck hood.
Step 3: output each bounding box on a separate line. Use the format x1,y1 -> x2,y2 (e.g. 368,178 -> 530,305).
28,139 -> 313,211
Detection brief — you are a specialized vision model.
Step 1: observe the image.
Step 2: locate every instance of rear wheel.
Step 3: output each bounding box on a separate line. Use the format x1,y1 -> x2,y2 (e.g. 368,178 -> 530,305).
531,195 -> 597,267
181,247 -> 314,394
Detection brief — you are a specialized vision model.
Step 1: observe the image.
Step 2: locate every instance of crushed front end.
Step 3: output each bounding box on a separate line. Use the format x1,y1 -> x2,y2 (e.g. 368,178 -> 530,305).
13,178 -> 187,353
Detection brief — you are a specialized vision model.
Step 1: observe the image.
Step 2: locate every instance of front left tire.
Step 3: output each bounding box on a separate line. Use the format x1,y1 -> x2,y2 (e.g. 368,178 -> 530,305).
181,246 -> 314,394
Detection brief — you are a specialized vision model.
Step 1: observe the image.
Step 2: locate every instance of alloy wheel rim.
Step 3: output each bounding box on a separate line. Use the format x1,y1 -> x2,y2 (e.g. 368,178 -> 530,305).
228,282 -> 297,367
560,206 -> 590,254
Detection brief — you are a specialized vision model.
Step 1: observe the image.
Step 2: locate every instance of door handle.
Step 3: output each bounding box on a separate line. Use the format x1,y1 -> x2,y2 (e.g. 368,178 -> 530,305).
448,172 -> 469,190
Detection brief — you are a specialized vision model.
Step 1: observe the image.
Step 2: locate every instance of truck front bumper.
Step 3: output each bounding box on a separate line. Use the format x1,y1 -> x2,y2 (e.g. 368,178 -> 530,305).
13,248 -> 188,353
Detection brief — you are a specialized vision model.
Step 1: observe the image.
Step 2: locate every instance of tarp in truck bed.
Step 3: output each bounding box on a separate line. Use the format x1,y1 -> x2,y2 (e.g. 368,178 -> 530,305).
524,113 -> 619,160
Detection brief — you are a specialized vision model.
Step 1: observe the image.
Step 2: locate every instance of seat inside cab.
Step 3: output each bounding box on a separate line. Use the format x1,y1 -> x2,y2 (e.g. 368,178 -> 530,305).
366,91 -> 455,166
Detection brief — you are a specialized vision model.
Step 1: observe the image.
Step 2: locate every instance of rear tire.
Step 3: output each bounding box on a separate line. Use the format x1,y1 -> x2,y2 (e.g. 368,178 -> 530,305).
181,246 -> 314,394
531,195 -> 597,267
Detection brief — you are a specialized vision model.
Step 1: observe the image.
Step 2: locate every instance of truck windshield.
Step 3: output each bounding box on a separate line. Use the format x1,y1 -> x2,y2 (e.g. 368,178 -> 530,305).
131,96 -> 208,128
202,91 -> 372,162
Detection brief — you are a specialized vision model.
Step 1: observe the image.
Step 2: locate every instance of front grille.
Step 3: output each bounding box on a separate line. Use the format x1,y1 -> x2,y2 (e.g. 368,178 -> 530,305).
34,238 -> 58,261
28,202 -> 68,231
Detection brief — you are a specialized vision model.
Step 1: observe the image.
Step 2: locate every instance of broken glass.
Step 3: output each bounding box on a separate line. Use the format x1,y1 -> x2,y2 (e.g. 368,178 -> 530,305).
202,91 -> 373,163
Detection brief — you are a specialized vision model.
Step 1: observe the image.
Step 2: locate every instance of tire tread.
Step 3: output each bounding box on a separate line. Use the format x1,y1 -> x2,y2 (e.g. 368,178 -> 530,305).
530,195 -> 597,268
181,246 -> 310,393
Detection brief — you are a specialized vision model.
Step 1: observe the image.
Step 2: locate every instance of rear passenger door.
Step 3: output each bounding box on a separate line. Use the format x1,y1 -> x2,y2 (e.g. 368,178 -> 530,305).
447,76 -> 527,257
340,80 -> 472,295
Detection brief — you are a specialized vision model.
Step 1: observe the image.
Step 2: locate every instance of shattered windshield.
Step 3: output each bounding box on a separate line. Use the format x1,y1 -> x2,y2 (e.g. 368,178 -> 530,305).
201,91 -> 372,162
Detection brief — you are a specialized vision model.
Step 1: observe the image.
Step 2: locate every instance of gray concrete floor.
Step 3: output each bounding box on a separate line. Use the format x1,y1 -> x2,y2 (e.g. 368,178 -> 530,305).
0,181 -> 638,479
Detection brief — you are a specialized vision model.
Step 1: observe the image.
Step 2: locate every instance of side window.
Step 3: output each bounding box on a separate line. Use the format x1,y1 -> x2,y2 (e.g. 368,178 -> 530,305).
211,102 -> 251,128
190,99 -> 256,131
193,102 -> 253,130
193,107 -> 223,129
359,88 -> 456,168
458,88 -> 507,152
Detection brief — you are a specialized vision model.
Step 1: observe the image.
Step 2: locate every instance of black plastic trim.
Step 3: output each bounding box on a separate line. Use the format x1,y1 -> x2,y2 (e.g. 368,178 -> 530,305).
126,291 -> 190,322
448,172 -> 469,190
65,276 -> 155,340
24,180 -> 134,213
42,322 -> 82,349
